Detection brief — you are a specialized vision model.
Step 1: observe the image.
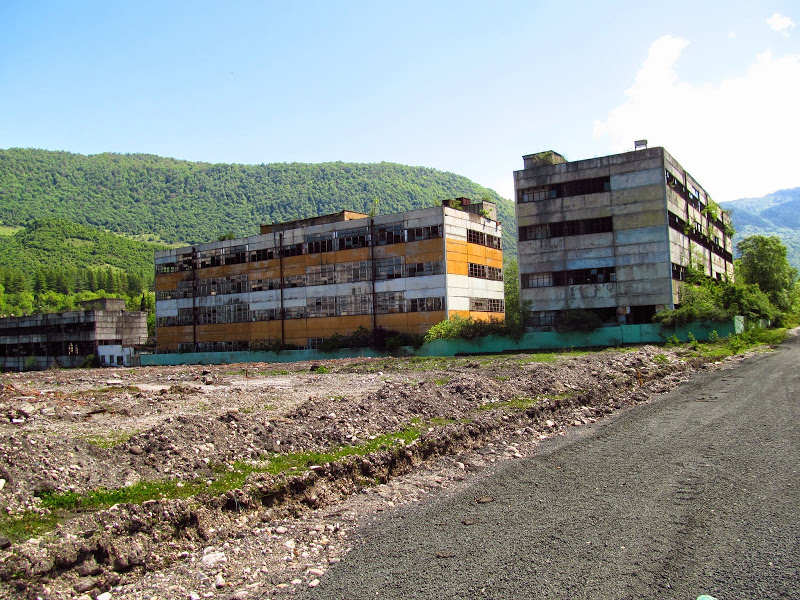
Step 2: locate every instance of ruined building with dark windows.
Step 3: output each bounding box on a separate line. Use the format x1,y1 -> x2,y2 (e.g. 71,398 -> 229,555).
154,199 -> 504,352
0,298 -> 148,371
514,147 -> 734,328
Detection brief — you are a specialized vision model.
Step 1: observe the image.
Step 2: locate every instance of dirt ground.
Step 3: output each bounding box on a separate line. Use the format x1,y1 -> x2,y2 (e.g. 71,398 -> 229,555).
0,346 -> 742,600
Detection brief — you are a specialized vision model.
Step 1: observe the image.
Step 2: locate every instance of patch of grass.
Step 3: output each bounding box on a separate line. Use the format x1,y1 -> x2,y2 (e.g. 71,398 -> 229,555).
310,365 -> 330,374
652,354 -> 669,364
38,479 -> 200,512
268,369 -> 290,376
77,385 -> 141,396
83,430 -> 137,448
0,512 -> 60,543
681,328 -> 787,359
428,417 -> 456,427
432,377 -> 450,386
516,350 -> 591,364
256,426 -> 423,477
34,424 -> 427,517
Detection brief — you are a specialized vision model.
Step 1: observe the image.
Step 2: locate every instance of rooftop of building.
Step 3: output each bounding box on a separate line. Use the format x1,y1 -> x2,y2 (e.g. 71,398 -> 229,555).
518,147 -> 667,173
259,198 -> 497,235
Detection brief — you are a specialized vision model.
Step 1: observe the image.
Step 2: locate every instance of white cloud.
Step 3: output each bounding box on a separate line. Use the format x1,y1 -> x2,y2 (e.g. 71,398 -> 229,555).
594,35 -> 800,201
728,31 -> 736,40
767,13 -> 796,36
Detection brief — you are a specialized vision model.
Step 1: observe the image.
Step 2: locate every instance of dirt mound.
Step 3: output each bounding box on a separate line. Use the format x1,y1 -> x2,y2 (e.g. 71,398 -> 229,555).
0,346 -> 729,599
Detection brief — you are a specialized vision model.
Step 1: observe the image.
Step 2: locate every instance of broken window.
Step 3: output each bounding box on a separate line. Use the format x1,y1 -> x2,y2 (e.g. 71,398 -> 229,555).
338,226 -> 369,250
376,223 -> 405,245
375,256 -> 404,280
375,291 -> 405,314
525,273 -> 553,288
529,311 -> 557,327
406,261 -> 443,278
407,297 -> 444,312
406,225 -> 441,242
518,177 -> 610,204
469,297 -> 505,312
156,262 -> 177,274
468,263 -> 487,278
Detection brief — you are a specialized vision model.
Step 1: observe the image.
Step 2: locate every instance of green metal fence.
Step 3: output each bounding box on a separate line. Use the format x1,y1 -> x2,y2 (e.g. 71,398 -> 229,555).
141,318 -> 743,367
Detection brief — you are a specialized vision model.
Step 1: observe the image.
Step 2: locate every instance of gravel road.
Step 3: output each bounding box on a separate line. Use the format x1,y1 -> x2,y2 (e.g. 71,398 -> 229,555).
302,334 -> 800,600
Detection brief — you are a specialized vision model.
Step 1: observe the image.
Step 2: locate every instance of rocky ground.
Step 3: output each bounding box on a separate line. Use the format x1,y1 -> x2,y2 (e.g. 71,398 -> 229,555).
0,346 -> 746,600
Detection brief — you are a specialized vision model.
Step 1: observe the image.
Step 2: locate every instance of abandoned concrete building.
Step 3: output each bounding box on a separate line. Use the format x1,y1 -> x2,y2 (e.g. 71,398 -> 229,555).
154,199 -> 504,352
0,298 -> 148,371
514,147 -> 734,328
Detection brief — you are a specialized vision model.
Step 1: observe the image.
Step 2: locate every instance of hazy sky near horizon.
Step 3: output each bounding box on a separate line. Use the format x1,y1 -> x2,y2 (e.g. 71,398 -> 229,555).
1,1 -> 798,203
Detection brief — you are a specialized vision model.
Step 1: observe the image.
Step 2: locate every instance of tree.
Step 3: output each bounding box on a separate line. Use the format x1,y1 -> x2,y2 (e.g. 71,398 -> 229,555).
503,260 -> 522,331
737,235 -> 798,311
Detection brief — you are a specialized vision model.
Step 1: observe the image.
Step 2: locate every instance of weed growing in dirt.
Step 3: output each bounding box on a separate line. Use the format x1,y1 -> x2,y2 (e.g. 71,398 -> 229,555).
432,377 -> 450,386
652,354 -> 669,364
310,365 -> 330,374
31,424 -> 430,524
38,479 -> 200,512
427,417 -> 457,427
83,430 -> 138,448
79,385 -> 141,395
673,328 -> 787,359
268,369 -> 290,376
0,512 -> 60,544
515,350 -> 590,364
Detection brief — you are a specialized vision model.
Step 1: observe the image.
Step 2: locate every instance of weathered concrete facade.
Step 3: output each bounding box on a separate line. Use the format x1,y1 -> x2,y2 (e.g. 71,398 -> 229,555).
0,298 -> 148,371
154,200 -> 504,352
514,148 -> 734,327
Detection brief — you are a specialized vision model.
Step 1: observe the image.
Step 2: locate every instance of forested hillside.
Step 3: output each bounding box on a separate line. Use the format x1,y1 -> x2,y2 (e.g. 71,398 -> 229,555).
0,219 -> 165,281
721,187 -> 800,270
0,219 -> 165,317
0,148 -> 516,256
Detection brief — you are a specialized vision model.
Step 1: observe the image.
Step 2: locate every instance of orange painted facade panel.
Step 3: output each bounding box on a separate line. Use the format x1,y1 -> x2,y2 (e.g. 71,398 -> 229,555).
248,321 -> 283,341
469,311 -> 505,322
467,243 -> 488,260
155,272 -> 189,291
483,249 -> 504,268
157,326 -> 194,350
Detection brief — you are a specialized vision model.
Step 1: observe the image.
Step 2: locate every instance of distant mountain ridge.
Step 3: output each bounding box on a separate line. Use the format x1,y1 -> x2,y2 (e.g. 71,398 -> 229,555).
720,187 -> 800,270
0,148 -> 516,256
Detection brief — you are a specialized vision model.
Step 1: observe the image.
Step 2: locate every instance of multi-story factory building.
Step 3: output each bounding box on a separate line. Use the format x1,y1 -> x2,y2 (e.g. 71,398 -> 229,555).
514,147 -> 734,328
0,298 -> 148,371
154,199 -> 504,352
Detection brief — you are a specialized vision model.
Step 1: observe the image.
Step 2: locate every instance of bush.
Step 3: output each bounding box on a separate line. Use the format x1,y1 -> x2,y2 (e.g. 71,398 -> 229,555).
653,283 -> 729,327
316,327 -> 423,352
423,315 -> 508,343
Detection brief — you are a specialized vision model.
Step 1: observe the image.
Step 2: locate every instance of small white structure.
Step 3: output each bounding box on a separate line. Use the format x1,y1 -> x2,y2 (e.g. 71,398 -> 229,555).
97,344 -> 139,367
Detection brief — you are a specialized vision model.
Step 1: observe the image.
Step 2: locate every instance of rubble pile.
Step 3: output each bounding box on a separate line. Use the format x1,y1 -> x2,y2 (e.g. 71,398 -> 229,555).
0,346 -> 729,599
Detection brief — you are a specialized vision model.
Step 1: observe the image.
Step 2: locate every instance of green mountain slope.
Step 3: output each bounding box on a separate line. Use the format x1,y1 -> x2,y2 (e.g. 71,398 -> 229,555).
721,187 -> 800,270
0,219 -> 166,277
0,148 -> 517,257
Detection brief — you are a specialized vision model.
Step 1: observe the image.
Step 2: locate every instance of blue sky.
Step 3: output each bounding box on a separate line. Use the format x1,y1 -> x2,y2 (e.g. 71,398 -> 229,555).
1,0 -> 798,202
